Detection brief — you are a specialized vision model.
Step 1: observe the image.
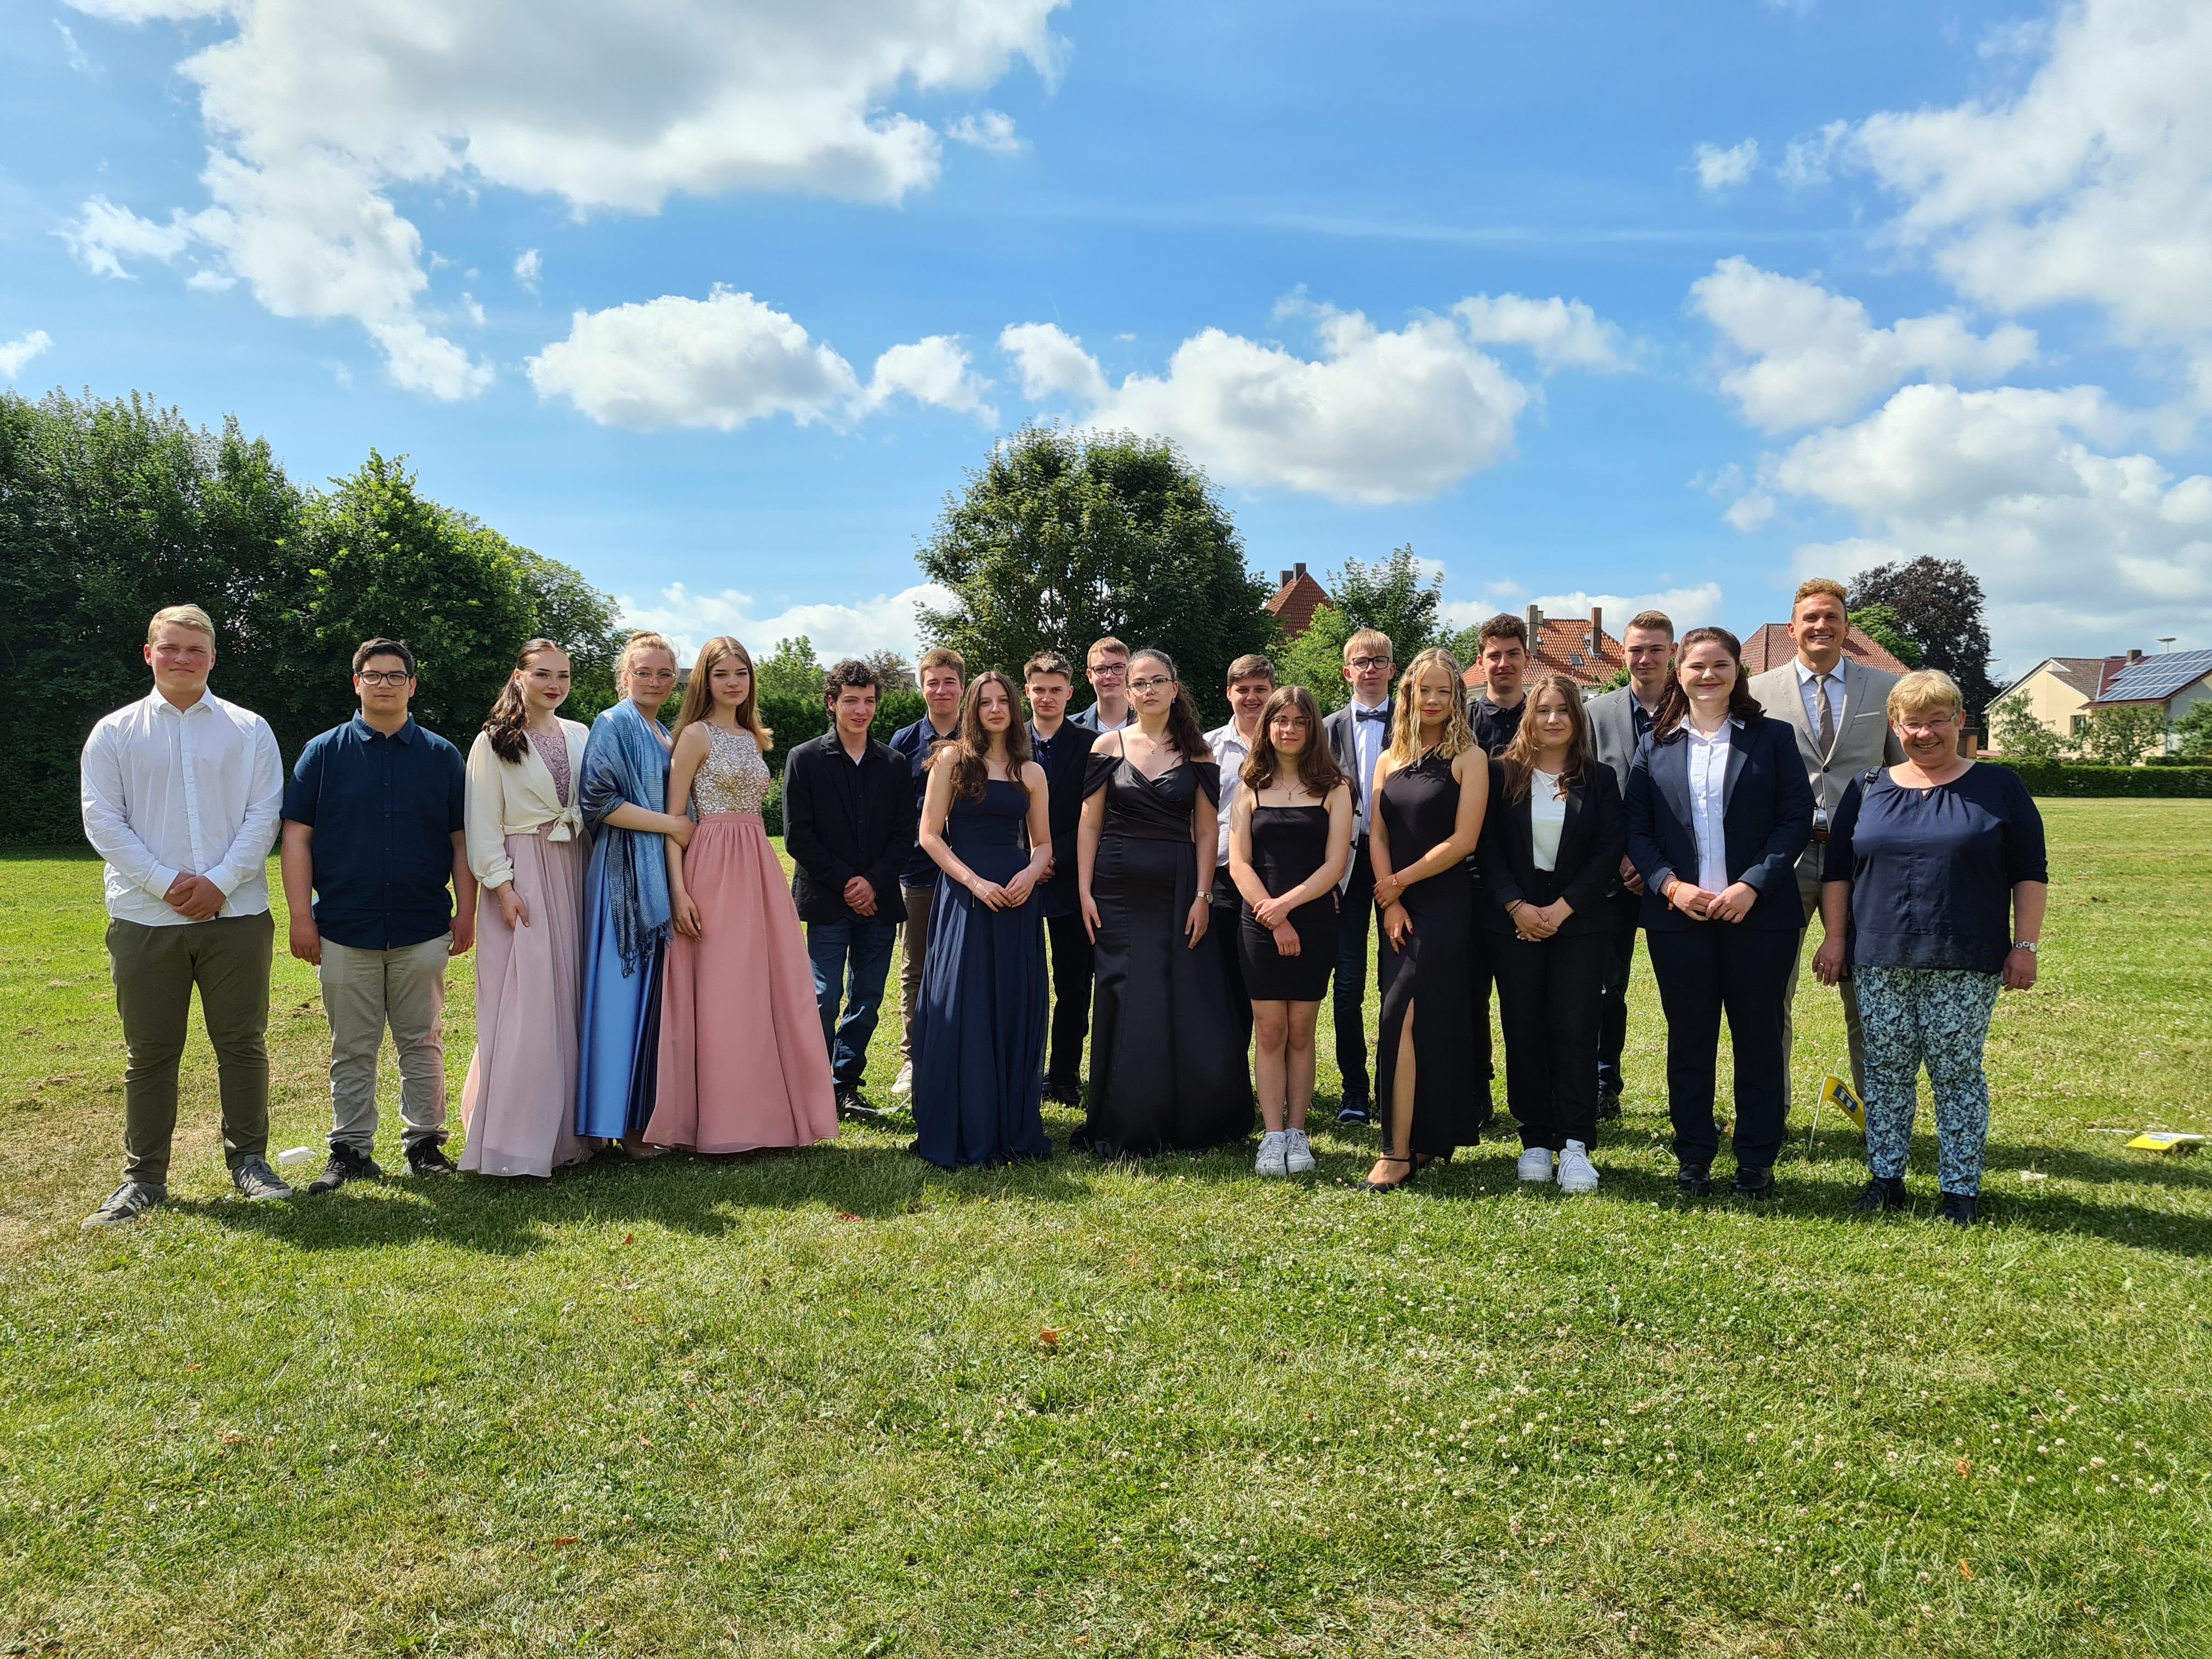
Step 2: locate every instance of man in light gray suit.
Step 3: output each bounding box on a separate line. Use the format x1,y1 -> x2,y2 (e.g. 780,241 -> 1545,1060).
1584,609 -> 1676,1117
1747,577 -> 1904,1096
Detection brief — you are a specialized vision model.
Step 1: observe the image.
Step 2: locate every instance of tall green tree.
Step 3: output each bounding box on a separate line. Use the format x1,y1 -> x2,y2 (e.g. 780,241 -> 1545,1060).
2075,704 -> 2166,765
1847,603 -> 1925,669
1848,557 -> 1995,712
1325,545 -> 1446,664
916,426 -> 1276,721
1277,604 -> 1355,714
1986,694 -> 2068,762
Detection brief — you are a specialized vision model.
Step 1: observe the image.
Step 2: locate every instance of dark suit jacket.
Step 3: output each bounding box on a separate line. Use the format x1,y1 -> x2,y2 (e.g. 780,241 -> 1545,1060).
1323,698 -> 1391,832
1029,718 -> 1100,913
783,731 -> 918,924
1624,714 -> 1814,934
1475,759 -> 1624,935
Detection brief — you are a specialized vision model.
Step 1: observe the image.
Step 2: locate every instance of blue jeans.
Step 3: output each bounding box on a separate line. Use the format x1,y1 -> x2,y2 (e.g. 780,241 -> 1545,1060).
807,915 -> 901,1086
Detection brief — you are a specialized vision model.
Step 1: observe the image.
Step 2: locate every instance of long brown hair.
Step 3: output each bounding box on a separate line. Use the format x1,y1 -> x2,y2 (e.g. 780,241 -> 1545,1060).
945,670 -> 1037,802
1386,647 -> 1475,767
671,636 -> 774,751
1650,626 -> 1765,742
1499,673 -> 1593,806
483,637 -> 568,763
1127,647 -> 1210,763
1241,685 -> 1345,800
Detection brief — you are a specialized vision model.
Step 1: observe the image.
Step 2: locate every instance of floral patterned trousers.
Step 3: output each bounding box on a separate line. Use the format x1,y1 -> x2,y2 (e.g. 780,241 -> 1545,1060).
1855,965 -> 2004,1196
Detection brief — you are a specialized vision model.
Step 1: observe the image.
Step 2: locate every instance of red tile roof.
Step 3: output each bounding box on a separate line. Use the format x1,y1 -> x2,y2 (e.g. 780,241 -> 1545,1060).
1267,572 -> 1332,641
1459,616 -> 1626,692
1740,623 -> 1911,678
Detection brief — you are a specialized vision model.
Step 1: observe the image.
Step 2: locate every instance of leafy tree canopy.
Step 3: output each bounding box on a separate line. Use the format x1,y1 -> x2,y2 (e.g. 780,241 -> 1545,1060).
1848,557 -> 1994,713
1847,603 -> 1925,670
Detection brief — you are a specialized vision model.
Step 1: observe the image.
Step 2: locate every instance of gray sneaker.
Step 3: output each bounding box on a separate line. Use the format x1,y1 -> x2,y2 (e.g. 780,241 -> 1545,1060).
232,1156 -> 294,1202
81,1181 -> 166,1229
1284,1128 -> 1317,1174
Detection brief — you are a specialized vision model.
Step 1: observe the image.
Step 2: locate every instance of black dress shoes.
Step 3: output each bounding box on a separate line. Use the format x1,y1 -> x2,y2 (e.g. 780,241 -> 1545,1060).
1675,1161 -> 1713,1197
1596,1089 -> 1623,1121
1938,1192 -> 1979,1228
1731,1164 -> 1776,1200
1852,1175 -> 1906,1212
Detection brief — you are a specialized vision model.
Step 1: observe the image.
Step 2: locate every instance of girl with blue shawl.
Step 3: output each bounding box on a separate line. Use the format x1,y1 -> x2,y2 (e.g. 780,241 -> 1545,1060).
577,632 -> 691,1151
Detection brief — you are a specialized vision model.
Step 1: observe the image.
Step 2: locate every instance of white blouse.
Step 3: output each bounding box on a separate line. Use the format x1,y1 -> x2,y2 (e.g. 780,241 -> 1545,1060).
464,720 -> 591,890
1684,720 -> 1735,894
1530,769 -> 1566,873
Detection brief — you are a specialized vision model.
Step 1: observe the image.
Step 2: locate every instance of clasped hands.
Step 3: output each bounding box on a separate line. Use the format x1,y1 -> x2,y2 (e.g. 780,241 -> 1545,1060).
966,864 -> 1040,912
162,871 -> 225,922
1251,890 -> 1300,957
1507,897 -> 1573,942
1665,878 -> 1757,924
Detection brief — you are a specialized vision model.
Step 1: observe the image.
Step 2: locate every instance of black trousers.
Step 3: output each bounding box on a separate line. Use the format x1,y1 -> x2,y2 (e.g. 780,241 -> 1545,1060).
1491,927 -> 1609,1151
1595,888 -> 1643,1099
1331,837 -> 1401,1105
1043,909 -> 1094,1098
1645,924 -> 1800,1171
1212,867 -> 1254,1059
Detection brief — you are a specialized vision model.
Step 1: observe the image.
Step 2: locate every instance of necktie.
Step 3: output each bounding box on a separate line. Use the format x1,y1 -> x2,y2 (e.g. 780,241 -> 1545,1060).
1815,674 -> 1836,755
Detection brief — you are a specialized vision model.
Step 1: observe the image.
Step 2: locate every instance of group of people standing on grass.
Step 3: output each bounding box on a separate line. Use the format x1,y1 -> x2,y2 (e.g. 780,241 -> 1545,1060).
78,579 -> 2050,1231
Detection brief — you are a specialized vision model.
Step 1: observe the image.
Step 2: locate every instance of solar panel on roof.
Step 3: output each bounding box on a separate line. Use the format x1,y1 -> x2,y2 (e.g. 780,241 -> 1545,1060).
2097,648 -> 2212,704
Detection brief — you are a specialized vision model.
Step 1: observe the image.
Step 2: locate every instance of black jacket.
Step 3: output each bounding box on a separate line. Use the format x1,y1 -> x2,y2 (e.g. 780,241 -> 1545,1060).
1475,759 -> 1624,935
1624,714 -> 1814,934
1029,719 -> 1100,912
783,731 -> 918,924
1322,698 -> 1391,832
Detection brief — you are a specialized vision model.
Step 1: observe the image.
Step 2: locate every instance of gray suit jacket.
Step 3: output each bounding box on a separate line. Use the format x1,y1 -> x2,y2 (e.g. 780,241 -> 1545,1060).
1748,657 -> 1905,904
1585,686 -> 1649,798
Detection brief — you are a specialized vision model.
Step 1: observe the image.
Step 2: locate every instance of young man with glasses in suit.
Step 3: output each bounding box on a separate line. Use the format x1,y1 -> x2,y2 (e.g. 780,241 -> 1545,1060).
1321,630 -> 1398,1125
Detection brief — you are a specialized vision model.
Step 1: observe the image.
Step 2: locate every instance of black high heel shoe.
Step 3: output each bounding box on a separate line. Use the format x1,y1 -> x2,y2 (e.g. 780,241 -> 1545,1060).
1355,1154 -> 1416,1193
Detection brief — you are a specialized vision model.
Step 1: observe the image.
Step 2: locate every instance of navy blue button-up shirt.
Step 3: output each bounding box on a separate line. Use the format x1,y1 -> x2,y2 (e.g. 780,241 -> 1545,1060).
282,716 -> 467,950
889,713 -> 961,888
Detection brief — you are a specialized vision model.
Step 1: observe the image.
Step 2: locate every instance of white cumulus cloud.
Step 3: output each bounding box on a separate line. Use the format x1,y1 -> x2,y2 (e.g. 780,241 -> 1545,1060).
997,292 -> 1621,504
0,330 -> 54,380
1692,257 -> 2038,432
59,0 -> 1064,397
946,110 -> 1024,154
613,581 -> 956,664
512,248 -> 540,293
1694,139 -> 1759,193
859,336 -> 996,422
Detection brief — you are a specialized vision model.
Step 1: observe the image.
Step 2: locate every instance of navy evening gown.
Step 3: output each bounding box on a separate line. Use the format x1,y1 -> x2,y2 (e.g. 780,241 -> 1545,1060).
911,779 -> 1053,1167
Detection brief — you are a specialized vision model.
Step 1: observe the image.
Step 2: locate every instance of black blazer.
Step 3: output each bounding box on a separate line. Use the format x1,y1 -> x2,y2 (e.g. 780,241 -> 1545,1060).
1474,759 -> 1624,936
783,731 -> 918,924
1030,719 -> 1100,912
1322,698 -> 1391,832
1624,714 -> 1814,934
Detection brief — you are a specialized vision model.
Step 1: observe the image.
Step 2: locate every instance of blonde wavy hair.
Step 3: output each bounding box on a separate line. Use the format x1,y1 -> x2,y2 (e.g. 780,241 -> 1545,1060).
1386,647 -> 1475,767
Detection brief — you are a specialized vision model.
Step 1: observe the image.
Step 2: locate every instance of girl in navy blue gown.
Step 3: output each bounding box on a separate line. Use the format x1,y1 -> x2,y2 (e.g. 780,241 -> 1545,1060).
911,672 -> 1056,1167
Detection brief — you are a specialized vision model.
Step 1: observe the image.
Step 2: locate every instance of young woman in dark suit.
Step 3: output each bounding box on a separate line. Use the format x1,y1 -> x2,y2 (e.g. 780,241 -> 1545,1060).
1625,627 -> 1815,1199
1477,674 -> 1625,1194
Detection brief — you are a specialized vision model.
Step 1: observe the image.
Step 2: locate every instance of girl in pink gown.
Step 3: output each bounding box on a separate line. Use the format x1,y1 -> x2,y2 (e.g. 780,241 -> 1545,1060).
646,636 -> 838,1153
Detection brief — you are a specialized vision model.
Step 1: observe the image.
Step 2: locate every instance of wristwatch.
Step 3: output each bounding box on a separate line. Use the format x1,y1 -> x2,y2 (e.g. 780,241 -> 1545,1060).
2011,940 -> 2039,955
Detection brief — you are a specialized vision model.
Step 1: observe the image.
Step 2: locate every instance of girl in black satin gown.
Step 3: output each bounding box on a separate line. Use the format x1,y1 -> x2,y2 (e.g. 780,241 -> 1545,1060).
1227,686 -> 1353,1175
1077,647 -> 1254,1156
1363,648 -> 1489,1192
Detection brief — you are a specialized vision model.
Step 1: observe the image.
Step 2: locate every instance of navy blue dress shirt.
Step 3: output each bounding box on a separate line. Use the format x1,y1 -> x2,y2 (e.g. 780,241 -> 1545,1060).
889,713 -> 961,888
1822,763 -> 2048,974
282,716 -> 467,950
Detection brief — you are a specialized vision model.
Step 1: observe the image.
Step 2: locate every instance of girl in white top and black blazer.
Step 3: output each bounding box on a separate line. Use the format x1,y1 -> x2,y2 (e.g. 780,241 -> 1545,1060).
1475,675 -> 1624,1191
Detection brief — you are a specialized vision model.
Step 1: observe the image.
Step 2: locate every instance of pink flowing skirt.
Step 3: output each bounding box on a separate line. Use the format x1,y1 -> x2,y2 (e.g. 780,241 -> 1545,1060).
646,812 -> 838,1153
461,829 -> 590,1177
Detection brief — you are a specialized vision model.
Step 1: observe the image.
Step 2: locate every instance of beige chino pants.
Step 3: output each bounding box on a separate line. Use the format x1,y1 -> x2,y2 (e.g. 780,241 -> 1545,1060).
318,934 -> 452,1154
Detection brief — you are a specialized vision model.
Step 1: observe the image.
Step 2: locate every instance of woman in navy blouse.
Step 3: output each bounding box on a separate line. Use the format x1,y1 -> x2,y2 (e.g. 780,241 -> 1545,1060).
1626,627 -> 1814,1200
1813,670 -> 2047,1227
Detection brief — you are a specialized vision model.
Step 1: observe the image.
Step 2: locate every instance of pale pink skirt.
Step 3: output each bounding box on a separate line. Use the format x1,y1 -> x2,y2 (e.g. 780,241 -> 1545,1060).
461,830 -> 590,1178
647,812 -> 838,1153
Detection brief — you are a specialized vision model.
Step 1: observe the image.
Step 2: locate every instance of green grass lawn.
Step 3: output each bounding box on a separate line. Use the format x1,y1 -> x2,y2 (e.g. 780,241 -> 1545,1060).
4,800 -> 2210,1657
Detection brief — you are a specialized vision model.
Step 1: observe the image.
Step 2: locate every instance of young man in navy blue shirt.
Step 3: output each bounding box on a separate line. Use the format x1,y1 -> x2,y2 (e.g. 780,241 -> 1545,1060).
280,639 -> 475,1189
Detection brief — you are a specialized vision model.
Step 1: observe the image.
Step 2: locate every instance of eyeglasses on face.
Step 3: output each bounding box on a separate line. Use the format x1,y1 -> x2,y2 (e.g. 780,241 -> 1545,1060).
1128,676 -> 1175,693
1347,656 -> 1390,673
1088,662 -> 1127,679
356,670 -> 411,686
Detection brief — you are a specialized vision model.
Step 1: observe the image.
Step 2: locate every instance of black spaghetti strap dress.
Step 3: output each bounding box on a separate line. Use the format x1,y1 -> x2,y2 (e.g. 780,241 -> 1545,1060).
1238,805 -> 1339,1003
1082,751 -> 1254,1155
1374,747 -> 1479,1159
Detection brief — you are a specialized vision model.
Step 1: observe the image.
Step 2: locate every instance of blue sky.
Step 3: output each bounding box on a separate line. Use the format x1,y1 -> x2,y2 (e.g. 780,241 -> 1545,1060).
5,0 -> 2209,677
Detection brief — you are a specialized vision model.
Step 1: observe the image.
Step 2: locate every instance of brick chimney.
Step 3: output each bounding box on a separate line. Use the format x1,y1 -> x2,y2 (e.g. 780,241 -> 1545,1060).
1294,561 -> 1308,579
1589,605 -> 1603,657
2128,648 -> 2143,663
1279,570 -> 1292,586
1526,603 -> 1542,645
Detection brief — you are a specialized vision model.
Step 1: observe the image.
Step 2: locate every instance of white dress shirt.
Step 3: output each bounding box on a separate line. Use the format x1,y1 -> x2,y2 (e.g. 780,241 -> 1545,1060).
1205,718 -> 1258,869
1349,695 -> 1390,838
1684,719 -> 1737,894
80,687 -> 283,926
1529,769 -> 1566,873
1794,658 -> 1846,747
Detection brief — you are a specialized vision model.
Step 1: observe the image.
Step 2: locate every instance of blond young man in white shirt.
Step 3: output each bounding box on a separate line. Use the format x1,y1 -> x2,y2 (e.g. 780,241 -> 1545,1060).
78,605 -> 290,1227
1205,653 -> 1277,1058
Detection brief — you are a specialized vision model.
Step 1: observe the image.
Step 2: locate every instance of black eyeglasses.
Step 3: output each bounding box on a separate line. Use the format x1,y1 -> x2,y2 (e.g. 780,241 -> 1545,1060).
1347,656 -> 1391,673
357,671 -> 411,687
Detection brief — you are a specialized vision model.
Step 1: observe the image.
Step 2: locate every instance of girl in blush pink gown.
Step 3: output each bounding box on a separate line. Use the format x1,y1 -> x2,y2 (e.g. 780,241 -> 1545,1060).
646,636 -> 838,1153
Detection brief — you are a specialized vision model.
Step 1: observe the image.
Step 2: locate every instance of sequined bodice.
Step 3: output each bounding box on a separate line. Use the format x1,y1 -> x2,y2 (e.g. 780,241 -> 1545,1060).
693,724 -> 771,816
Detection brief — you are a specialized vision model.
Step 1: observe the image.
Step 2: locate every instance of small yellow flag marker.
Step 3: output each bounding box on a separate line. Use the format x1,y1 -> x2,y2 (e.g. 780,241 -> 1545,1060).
2125,1132 -> 2206,1154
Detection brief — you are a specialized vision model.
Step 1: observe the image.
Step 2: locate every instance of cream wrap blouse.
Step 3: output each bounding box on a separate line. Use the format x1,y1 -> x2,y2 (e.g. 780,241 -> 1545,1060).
464,720 -> 592,890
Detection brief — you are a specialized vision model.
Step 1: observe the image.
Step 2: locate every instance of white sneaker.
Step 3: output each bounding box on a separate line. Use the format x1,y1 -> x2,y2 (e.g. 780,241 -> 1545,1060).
1255,1131 -> 1289,1176
891,1060 -> 914,1099
1517,1146 -> 1555,1183
1556,1139 -> 1600,1194
1284,1128 -> 1316,1174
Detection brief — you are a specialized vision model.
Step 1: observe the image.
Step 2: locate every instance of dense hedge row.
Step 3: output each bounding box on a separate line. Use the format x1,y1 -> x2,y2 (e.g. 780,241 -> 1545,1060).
1982,759 -> 2212,797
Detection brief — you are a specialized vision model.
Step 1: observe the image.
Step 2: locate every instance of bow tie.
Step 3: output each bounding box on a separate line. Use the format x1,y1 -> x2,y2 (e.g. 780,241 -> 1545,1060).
1355,707 -> 1390,723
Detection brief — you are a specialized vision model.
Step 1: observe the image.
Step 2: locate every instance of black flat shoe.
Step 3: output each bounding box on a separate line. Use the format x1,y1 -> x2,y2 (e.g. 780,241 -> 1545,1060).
1852,1175 -> 1906,1212
1938,1192 -> 1979,1228
1675,1161 -> 1713,1197
1337,1101 -> 1373,1127
1732,1165 -> 1776,1200
1597,1090 -> 1623,1121
1355,1155 -> 1415,1193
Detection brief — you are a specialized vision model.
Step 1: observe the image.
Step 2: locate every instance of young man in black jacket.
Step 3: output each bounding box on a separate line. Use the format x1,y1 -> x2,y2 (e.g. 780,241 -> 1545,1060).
1024,651 -> 1101,1105
784,659 -> 918,1119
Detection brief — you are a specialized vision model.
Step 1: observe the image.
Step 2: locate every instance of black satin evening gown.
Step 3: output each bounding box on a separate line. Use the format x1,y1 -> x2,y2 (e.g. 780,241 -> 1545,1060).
1082,751 -> 1254,1155
1374,748 -> 1478,1159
